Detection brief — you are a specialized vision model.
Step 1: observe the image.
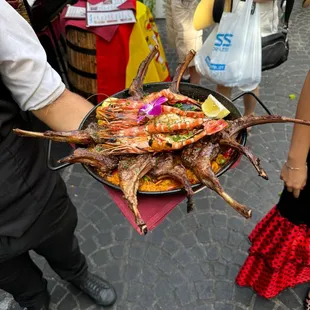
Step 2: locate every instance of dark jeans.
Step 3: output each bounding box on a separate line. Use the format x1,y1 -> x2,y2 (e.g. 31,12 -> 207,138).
0,177 -> 87,309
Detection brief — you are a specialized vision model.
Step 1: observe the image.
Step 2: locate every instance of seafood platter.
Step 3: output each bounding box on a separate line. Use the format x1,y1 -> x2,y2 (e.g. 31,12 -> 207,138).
14,46 -> 310,234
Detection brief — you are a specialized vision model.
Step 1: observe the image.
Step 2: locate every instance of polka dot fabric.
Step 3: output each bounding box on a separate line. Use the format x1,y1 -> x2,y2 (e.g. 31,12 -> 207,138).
236,206 -> 310,298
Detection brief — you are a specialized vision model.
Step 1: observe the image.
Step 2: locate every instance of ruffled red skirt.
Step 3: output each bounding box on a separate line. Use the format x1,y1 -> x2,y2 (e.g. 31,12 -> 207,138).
236,205 -> 310,298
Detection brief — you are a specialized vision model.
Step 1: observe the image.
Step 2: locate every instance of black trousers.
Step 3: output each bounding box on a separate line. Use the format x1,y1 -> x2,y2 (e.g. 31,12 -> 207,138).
0,176 -> 87,309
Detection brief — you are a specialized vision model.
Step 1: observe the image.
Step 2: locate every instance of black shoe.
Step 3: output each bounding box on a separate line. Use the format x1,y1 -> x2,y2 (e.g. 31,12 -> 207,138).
70,272 -> 116,307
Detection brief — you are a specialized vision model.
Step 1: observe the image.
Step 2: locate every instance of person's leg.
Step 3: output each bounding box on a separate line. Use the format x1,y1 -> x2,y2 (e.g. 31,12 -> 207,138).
171,0 -> 202,84
243,87 -> 259,116
0,253 -> 50,309
34,197 -> 116,307
216,85 -> 232,99
33,202 -> 87,282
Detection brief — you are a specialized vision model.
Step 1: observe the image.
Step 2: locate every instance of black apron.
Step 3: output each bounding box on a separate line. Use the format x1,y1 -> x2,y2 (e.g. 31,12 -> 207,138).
0,79 -> 57,238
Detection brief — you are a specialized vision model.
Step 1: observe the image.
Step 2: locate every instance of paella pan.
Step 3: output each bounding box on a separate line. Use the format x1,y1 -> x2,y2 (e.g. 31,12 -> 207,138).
13,46 -> 310,234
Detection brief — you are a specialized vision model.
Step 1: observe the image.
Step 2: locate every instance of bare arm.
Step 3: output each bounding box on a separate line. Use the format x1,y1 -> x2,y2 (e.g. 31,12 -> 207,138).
32,89 -> 94,131
287,71 -> 310,167
280,71 -> 310,198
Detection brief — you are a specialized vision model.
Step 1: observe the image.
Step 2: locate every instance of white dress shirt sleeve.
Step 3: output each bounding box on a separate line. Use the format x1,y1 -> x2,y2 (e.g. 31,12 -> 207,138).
0,0 -> 66,111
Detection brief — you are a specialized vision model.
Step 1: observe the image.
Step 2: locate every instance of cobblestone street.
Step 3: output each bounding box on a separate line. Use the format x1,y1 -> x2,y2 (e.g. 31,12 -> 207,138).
1,3 -> 310,310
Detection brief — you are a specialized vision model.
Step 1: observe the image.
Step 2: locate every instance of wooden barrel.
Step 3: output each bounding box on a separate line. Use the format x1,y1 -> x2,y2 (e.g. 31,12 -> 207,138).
66,26 -> 98,103
7,0 -> 31,24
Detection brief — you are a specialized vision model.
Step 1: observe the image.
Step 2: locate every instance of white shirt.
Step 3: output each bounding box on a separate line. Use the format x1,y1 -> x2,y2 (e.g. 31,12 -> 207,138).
0,0 -> 66,111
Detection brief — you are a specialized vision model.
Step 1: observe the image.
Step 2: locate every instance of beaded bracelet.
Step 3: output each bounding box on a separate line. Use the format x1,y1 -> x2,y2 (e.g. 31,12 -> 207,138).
285,161 -> 308,171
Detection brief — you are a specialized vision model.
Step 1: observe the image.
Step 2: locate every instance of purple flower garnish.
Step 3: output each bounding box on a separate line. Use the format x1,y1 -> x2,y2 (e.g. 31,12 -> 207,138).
137,96 -> 168,122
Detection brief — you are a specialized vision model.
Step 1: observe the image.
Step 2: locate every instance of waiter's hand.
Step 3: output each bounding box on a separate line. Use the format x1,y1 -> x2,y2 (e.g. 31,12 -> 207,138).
280,162 -> 308,198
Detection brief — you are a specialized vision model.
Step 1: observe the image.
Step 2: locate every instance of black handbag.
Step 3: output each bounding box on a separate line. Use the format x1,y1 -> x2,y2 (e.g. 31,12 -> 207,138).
261,0 -> 295,71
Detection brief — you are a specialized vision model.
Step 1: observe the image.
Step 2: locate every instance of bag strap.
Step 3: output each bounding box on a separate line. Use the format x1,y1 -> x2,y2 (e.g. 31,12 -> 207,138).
213,0 -> 226,23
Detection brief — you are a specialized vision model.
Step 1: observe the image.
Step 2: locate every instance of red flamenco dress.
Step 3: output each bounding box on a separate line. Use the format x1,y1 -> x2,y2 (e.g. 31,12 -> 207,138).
236,156 -> 310,299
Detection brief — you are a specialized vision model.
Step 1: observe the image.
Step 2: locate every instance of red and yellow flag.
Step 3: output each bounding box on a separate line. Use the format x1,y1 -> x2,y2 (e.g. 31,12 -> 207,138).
96,1 -> 170,102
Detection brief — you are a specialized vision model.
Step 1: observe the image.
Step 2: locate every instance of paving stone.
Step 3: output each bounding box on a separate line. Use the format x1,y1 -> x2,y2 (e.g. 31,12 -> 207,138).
105,262 -> 122,282
196,227 -> 211,243
128,242 -> 146,261
253,296 -> 277,310
156,254 -> 177,276
167,270 -> 187,288
51,285 -> 67,305
184,264 -> 206,282
155,290 -> 177,309
146,229 -> 166,246
94,232 -> 113,247
110,244 -> 126,260
234,286 -> 254,307
205,244 -> 220,261
140,286 -> 156,309
162,237 -> 182,255
190,244 -> 208,262
167,221 -> 186,236
214,302 -> 234,310
228,217 -> 245,232
178,231 -> 197,248
124,262 -> 141,281
57,293 -> 78,310
87,208 -> 106,224
195,280 -> 214,300
228,232 -> 245,247
195,212 -> 213,227
140,267 -> 159,285
80,224 -> 99,240
201,262 -> 214,278
80,238 -> 97,255
215,281 -> 234,301
154,278 -> 172,298
113,282 -> 126,300
175,283 -> 197,306
94,217 -> 114,233
90,249 -> 111,267
173,248 -> 195,267
126,282 -> 144,302
210,227 -> 229,243
213,262 -> 228,278
292,283 -> 308,301
113,226 -> 132,242
144,246 -> 161,265
212,214 -> 227,228
277,289 -> 302,309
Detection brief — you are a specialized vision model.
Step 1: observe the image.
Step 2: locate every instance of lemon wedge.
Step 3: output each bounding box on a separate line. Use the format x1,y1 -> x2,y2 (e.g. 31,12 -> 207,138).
101,97 -> 118,107
202,94 -> 230,119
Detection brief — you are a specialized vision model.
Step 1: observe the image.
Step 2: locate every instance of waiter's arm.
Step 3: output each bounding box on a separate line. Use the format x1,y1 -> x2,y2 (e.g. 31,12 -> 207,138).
0,0 -> 93,131
32,89 -> 94,131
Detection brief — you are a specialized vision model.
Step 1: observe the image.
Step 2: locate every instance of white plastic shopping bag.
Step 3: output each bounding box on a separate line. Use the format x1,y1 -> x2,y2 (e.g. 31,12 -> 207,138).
194,0 -> 262,89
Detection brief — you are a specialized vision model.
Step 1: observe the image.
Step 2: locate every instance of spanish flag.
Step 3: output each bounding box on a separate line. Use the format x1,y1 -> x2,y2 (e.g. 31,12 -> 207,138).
96,1 -> 171,103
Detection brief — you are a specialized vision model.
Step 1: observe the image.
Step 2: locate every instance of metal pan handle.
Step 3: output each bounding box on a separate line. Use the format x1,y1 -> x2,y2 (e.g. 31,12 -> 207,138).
47,140 -> 73,171
232,91 -> 273,115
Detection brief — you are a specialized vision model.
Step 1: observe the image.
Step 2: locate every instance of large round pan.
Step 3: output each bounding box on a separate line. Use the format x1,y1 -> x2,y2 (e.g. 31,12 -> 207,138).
72,82 -> 247,195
